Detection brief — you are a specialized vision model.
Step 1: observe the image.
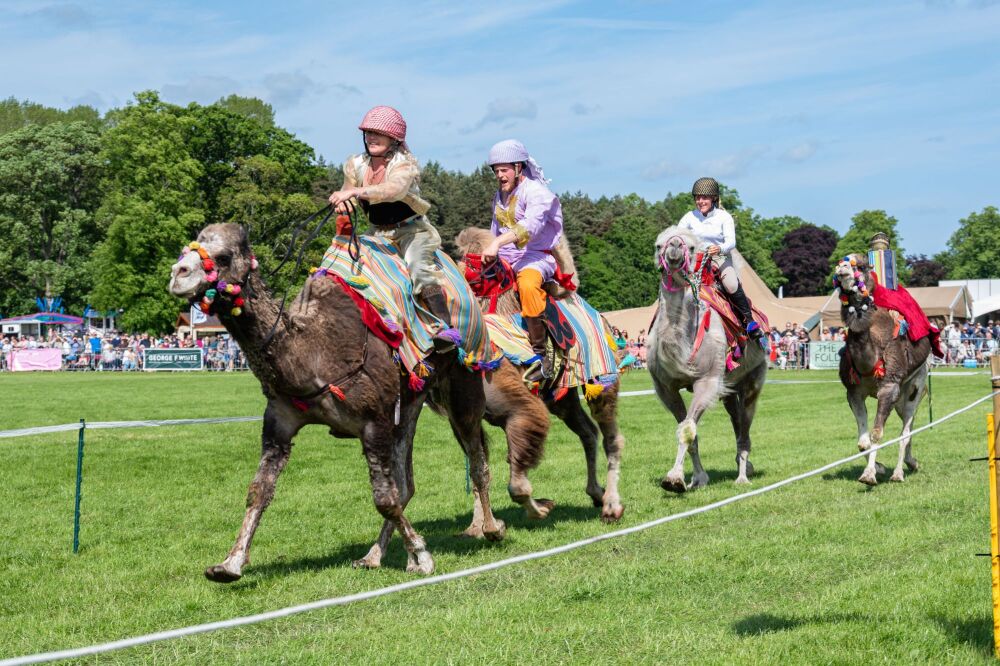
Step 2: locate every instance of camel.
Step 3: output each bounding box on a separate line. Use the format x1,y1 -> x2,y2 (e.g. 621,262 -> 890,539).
453,227 -> 625,522
648,226 -> 767,492
834,254 -> 929,485
168,223 -> 505,581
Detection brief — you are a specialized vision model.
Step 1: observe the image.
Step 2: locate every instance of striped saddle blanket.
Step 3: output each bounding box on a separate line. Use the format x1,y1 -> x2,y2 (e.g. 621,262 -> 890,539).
697,284 -> 770,371
319,235 -> 502,382
484,293 -> 620,391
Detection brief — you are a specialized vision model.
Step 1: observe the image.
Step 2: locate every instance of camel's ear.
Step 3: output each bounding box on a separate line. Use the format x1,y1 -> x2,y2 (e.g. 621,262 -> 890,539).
237,225 -> 251,253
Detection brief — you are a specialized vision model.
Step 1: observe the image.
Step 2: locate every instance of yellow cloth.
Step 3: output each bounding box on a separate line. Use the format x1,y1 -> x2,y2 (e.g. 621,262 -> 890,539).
517,268 -> 546,317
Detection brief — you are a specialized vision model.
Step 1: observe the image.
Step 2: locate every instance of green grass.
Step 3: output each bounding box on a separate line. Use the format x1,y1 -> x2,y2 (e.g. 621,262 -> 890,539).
0,368 -> 996,664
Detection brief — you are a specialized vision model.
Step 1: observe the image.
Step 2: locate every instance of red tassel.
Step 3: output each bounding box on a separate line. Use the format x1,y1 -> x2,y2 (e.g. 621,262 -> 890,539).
408,373 -> 425,392
328,384 -> 346,400
873,359 -> 886,379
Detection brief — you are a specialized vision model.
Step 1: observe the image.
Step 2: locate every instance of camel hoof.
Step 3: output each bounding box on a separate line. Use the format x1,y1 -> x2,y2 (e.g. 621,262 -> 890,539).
660,476 -> 686,494
526,498 -> 555,520
874,462 -> 888,476
890,470 -> 905,483
484,519 -> 506,542
587,486 -> 606,508
204,564 -> 242,583
688,473 -> 709,490
405,551 -> 434,575
858,470 -> 878,486
601,504 -> 624,523
458,526 -> 485,540
906,459 -> 920,472
745,460 -> 755,477
352,556 -> 382,570
734,476 -> 751,486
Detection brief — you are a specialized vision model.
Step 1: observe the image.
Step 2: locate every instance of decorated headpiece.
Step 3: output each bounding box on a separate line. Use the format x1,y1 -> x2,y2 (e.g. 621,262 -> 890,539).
832,255 -> 871,312
487,139 -> 549,184
358,106 -> 409,152
179,242 -> 257,317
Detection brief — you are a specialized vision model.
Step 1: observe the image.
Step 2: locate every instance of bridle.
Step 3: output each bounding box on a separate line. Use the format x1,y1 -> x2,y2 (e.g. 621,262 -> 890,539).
657,236 -> 701,300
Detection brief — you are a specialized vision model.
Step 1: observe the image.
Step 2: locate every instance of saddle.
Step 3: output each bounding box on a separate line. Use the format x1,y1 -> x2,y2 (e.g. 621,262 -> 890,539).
463,253 -> 578,351
689,253 -> 769,371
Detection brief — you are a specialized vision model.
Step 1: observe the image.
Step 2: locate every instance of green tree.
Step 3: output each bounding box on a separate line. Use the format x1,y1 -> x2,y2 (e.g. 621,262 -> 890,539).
0,122 -> 103,316
91,92 -> 205,332
829,209 -> 909,283
214,94 -> 275,128
577,213 -> 661,311
0,97 -> 102,135
940,206 -> 1000,279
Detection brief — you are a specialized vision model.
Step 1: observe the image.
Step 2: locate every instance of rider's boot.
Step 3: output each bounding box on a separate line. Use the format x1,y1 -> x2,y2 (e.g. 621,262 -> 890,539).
729,284 -> 766,344
523,315 -> 553,382
422,285 -> 462,352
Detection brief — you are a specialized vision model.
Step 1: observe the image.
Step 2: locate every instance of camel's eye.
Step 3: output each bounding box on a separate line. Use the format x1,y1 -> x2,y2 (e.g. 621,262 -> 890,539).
215,253 -> 231,267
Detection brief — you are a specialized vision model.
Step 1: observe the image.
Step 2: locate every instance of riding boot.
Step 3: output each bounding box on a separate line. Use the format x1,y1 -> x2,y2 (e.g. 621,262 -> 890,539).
422,286 -> 461,352
523,315 -> 553,382
729,284 -> 764,341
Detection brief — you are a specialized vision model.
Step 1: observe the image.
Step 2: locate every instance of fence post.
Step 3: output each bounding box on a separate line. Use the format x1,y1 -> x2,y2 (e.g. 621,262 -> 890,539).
991,356 -> 1000,658
73,418 -> 85,554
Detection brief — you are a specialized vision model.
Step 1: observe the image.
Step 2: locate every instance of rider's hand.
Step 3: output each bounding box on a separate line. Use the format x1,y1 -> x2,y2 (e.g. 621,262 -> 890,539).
482,240 -> 500,264
707,244 -> 721,256
329,188 -> 360,209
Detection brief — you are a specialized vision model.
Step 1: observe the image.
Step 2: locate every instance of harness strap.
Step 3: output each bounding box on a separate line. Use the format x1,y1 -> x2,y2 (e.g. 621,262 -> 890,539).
688,308 -> 713,364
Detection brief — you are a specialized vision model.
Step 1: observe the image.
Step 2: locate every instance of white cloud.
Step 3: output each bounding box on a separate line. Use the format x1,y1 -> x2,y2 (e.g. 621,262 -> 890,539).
161,75 -> 243,106
466,98 -> 537,133
782,141 -> 819,163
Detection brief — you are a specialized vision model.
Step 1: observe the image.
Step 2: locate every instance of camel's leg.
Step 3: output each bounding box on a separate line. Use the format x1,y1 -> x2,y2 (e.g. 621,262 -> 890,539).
205,404 -> 299,583
446,368 -> 505,542
484,364 -> 553,521
355,399 -> 422,570
362,418 -> 434,575
550,391 -> 604,508
891,378 -> 925,482
652,380 -> 693,493
680,377 -> 717,490
847,386 -> 878,486
586,386 -> 625,522
859,382 -> 901,486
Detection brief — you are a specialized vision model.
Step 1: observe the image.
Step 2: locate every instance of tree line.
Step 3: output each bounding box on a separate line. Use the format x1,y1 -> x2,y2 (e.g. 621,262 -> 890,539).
1,92 -> 997,332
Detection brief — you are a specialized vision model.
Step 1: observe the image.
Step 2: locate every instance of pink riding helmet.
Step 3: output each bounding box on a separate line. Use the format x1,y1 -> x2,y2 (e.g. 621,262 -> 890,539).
358,106 -> 409,151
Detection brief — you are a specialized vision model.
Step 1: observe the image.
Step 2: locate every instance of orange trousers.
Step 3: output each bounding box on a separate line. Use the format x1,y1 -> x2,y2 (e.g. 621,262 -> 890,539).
517,269 -> 546,317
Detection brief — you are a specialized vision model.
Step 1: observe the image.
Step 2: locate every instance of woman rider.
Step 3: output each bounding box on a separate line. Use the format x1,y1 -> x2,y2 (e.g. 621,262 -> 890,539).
677,177 -> 763,341
327,106 -> 458,350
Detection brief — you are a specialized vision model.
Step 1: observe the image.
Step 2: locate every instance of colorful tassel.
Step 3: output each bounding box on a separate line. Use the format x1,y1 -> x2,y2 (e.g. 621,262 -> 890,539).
328,385 -> 346,400
408,373 -> 425,392
553,386 -> 570,402
346,275 -> 371,289
584,383 -> 604,401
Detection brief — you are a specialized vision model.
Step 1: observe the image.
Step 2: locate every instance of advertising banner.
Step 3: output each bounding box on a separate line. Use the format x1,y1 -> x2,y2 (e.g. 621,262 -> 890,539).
808,341 -> 845,370
7,348 -> 63,371
143,348 -> 203,371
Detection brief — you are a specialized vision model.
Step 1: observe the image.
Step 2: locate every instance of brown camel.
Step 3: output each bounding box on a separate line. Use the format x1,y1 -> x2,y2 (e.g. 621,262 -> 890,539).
834,254 -> 929,485
168,223 -> 505,580
453,227 -> 625,522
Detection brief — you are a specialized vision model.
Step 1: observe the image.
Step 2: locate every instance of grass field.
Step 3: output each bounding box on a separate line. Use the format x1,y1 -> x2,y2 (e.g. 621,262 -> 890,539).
0,368 -> 997,664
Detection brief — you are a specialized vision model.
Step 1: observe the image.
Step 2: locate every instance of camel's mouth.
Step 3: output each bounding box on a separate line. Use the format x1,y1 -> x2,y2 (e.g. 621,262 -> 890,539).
169,250 -> 208,300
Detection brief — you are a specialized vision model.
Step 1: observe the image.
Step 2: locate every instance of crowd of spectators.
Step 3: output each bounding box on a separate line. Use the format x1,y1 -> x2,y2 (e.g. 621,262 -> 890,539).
0,329 -> 247,372
941,319 -> 999,367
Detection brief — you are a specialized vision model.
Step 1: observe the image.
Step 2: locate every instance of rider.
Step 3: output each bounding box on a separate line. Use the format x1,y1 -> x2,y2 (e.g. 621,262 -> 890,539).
677,177 -> 764,341
327,105 -> 458,351
481,139 -> 564,381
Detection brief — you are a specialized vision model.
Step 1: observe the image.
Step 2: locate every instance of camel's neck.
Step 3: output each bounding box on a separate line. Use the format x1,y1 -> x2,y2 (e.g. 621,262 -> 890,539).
653,286 -> 700,362
216,272 -> 286,381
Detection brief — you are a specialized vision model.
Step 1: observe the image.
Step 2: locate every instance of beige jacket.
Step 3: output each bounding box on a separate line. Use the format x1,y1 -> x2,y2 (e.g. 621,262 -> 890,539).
343,151 -> 431,216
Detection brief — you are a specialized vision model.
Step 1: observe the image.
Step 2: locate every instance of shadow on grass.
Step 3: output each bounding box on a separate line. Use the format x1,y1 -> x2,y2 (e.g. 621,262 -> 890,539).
648,467 -> 769,493
732,613 -> 805,636
930,613 -> 994,657
238,502 -> 605,581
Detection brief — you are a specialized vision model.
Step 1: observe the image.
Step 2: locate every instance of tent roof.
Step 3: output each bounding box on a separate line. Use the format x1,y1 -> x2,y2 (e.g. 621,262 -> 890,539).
973,294 -> 1000,319
0,312 -> 83,325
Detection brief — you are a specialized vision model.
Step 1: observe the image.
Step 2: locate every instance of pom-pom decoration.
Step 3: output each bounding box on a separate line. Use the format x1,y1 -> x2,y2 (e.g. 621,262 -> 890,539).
205,270 -> 218,282
233,296 -> 245,307
230,307 -> 242,316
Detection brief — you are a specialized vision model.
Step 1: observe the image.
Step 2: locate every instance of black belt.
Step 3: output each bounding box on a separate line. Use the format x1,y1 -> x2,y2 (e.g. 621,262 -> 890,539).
372,214 -> 420,230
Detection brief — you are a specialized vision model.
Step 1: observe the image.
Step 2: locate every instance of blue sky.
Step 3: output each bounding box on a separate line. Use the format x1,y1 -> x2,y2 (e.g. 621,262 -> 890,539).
2,0 -> 998,257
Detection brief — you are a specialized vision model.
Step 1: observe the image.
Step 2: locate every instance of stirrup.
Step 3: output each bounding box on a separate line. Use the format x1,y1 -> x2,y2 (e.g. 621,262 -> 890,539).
745,321 -> 763,339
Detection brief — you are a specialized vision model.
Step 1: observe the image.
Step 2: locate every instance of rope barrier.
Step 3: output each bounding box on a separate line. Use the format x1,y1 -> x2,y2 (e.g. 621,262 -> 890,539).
2,389 -> 996,666
0,371 -> 985,440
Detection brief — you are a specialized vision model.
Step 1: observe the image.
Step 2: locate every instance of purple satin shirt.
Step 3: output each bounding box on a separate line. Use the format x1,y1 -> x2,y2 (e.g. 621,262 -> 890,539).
490,177 -> 563,279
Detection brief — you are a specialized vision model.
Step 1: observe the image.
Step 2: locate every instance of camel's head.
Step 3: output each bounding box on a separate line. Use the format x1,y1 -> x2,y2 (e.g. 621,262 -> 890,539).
833,253 -> 875,329
654,225 -> 699,273
455,227 -> 494,257
169,224 -> 256,315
